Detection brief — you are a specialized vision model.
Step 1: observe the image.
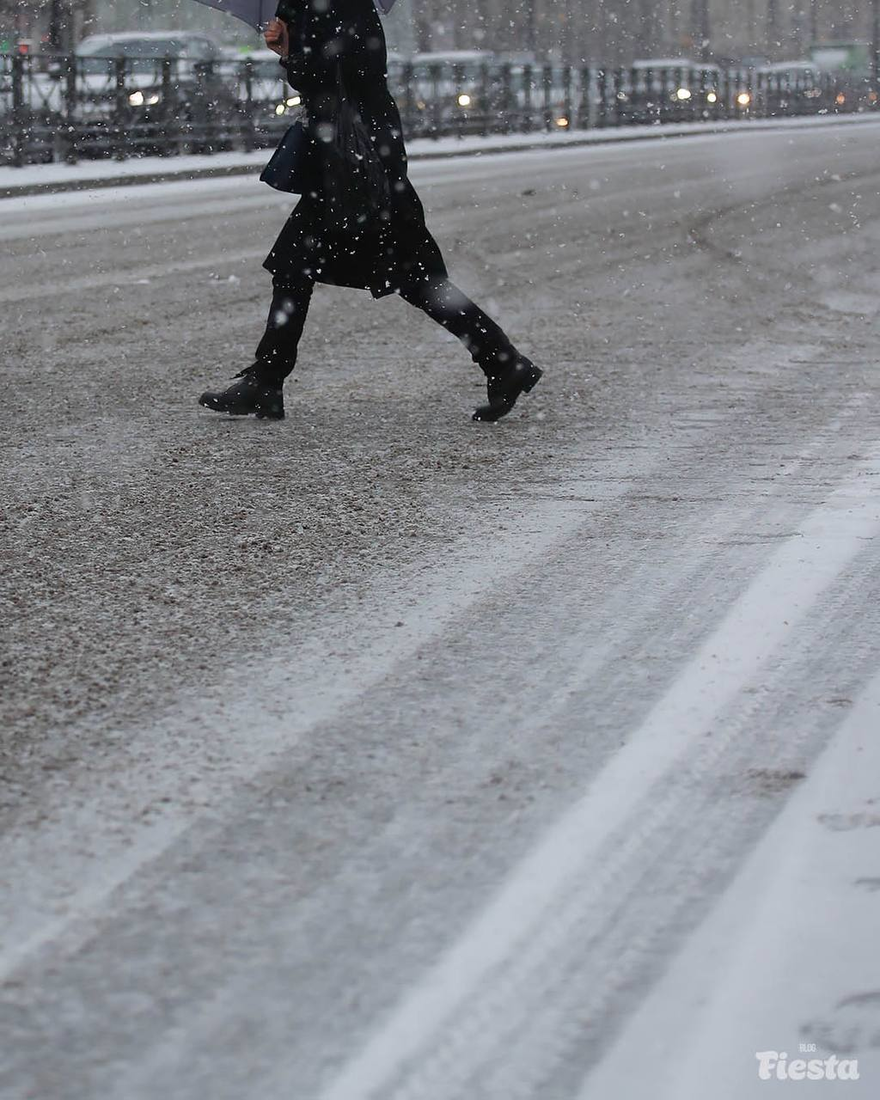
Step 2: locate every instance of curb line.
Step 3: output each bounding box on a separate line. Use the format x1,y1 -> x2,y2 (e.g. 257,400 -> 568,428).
3,115 -> 879,200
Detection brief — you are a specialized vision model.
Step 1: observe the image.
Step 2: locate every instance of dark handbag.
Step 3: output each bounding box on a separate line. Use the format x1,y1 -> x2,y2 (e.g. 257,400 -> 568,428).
260,119 -> 314,194
320,66 -> 391,234
260,0 -> 313,193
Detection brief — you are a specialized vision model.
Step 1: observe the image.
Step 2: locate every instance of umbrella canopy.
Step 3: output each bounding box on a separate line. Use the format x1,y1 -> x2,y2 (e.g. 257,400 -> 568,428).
190,0 -> 397,31
190,0 -> 277,32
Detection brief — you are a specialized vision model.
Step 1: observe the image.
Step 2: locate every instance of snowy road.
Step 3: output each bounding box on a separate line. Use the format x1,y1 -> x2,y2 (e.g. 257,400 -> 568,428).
2,123 -> 880,1098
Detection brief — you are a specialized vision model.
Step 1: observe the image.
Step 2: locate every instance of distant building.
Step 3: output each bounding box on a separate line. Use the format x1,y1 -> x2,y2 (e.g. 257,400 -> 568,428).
1,0 -> 875,62
410,0 -> 876,65
0,1 -> 94,51
0,1 -> 254,51
1,0 -> 415,54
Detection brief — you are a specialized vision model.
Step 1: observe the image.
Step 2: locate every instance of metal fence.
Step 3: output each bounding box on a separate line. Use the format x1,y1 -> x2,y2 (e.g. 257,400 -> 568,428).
1,54 -> 877,167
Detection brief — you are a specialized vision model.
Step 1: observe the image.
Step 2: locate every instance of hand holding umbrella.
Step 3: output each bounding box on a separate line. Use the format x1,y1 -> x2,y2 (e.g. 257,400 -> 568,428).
263,17 -> 289,56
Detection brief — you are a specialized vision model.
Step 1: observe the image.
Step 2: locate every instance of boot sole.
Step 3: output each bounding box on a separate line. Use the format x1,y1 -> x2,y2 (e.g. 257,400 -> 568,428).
472,364 -> 543,422
198,396 -> 285,420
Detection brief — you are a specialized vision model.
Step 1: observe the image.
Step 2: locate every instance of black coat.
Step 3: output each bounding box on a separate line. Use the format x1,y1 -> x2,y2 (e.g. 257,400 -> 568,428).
264,0 -> 448,298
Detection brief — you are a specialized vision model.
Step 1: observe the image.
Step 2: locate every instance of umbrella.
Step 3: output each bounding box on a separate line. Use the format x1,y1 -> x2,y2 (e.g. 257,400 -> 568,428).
190,0 -> 398,32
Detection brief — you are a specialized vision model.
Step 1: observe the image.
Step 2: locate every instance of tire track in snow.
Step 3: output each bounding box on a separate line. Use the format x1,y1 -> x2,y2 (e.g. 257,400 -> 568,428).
313,448 -> 880,1100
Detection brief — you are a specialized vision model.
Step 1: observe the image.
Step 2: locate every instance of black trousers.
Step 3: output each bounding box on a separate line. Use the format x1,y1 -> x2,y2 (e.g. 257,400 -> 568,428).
251,276 -> 517,384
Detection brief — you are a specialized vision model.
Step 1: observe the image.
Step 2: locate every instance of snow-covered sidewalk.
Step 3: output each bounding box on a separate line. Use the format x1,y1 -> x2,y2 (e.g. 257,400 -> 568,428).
584,670 -> 880,1099
3,112 -> 879,198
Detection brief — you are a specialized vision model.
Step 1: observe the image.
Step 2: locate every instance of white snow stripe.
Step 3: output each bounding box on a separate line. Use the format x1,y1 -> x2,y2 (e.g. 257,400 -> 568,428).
577,668 -> 880,1100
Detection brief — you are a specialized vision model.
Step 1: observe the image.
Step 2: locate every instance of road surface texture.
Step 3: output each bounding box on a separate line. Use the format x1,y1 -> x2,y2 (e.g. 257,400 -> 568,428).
2,123 -> 880,1098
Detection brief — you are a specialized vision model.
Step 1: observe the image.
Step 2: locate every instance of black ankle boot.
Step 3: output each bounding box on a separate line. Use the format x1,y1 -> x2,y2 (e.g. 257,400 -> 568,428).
473,356 -> 543,422
198,373 -> 284,420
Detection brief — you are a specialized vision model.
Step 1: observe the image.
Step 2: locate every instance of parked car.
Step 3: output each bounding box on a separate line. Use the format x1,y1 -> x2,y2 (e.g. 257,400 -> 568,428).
505,60 -> 580,130
407,51 -> 497,132
754,61 -> 827,115
609,59 -> 759,123
74,32 -> 222,105
612,59 -> 726,124
70,32 -> 236,153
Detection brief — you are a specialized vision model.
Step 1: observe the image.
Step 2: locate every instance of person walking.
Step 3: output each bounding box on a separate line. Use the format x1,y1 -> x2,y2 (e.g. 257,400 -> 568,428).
199,0 -> 542,422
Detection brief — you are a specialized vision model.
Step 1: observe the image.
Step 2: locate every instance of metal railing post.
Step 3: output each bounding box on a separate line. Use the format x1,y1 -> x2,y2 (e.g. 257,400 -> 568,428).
63,53 -> 78,163
873,0 -> 880,103
597,67 -> 607,128
644,66 -> 655,125
242,59 -> 255,152
578,65 -> 591,129
114,56 -> 127,161
197,60 -> 217,152
522,63 -> 533,133
429,62 -> 441,139
478,61 -> 490,137
452,62 -> 464,137
626,66 -> 637,126
612,68 -> 623,126
562,64 -> 572,129
401,61 -> 415,136
500,62 -> 512,135
542,64 -> 553,132
655,67 -> 666,123
161,57 -> 179,155
11,53 -> 25,167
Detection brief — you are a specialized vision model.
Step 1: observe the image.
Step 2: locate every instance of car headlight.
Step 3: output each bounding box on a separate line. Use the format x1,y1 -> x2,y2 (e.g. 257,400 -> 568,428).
737,92 -> 751,106
457,92 -> 472,107
675,87 -> 692,101
128,90 -> 160,107
275,96 -> 302,115
706,91 -> 718,103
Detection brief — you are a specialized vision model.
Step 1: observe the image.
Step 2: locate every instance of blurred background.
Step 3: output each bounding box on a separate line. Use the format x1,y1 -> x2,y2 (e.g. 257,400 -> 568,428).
2,1 -> 878,166
1,0 -> 878,65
